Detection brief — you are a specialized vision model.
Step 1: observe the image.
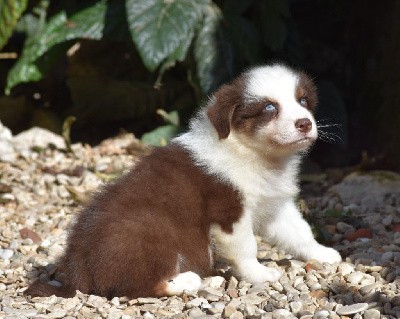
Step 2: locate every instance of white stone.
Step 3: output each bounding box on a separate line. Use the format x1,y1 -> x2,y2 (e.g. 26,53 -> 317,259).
313,309 -> 329,319
13,127 -> 66,151
346,271 -> 364,285
0,249 -> 14,260
337,262 -> 355,276
336,303 -> 369,315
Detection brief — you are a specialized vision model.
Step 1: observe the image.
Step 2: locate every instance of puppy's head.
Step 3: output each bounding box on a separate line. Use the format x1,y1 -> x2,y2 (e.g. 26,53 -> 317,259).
207,64 -> 318,157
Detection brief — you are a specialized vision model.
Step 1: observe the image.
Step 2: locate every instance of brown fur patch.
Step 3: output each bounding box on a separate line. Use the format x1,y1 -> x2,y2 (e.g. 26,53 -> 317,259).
207,76 -> 246,139
296,72 -> 318,111
25,144 -> 242,299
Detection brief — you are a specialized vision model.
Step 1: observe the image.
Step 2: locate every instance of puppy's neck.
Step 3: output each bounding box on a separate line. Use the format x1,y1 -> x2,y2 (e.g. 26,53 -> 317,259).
174,109 -> 301,182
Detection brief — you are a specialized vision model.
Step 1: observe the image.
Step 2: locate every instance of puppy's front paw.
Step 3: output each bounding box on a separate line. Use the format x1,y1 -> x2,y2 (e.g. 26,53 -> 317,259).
235,261 -> 282,283
309,246 -> 342,264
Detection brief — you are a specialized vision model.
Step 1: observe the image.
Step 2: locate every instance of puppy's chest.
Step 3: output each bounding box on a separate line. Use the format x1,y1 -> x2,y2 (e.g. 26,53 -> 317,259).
235,170 -> 299,215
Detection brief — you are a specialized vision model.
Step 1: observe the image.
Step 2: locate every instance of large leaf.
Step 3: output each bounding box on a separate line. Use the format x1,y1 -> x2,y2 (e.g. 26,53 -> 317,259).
0,0 -> 28,50
5,0 -> 106,94
125,0 -> 207,72
194,2 -> 234,94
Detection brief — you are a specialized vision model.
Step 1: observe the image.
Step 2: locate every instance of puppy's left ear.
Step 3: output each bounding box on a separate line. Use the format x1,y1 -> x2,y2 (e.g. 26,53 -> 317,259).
207,79 -> 244,139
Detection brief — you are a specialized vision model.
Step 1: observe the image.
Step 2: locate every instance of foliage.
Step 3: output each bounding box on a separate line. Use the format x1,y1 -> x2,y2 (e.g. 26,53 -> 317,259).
1,0 -> 295,96
0,0 -> 350,152
141,110 -> 183,146
0,0 -> 28,50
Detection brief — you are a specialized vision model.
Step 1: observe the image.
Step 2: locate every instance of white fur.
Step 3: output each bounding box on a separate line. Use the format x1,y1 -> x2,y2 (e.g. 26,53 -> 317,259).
165,271 -> 202,296
174,64 -> 341,284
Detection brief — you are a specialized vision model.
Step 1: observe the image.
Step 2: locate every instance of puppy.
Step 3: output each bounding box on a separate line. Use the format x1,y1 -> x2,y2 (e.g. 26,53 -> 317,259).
25,64 -> 341,299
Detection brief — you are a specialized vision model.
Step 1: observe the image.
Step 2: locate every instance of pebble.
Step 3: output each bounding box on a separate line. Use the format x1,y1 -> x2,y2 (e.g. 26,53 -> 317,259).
1,124 -> 400,319
222,305 -> 236,318
346,271 -> 364,285
337,262 -> 355,276
0,249 -> 13,260
313,309 -> 329,319
336,303 -> 369,315
363,309 -> 381,319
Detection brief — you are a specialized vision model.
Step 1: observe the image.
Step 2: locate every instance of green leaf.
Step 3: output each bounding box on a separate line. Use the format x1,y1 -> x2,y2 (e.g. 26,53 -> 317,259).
0,0 -> 28,50
141,125 -> 181,146
5,0 -> 106,94
156,109 -> 179,126
194,2 -> 234,94
125,0 -> 207,71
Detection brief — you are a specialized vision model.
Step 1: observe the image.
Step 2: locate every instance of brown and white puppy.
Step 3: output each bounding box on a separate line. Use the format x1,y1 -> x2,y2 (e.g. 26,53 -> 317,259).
25,64 -> 341,299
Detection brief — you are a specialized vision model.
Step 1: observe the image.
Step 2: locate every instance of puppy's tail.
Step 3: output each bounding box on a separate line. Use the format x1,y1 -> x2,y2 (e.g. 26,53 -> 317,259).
24,280 -> 75,298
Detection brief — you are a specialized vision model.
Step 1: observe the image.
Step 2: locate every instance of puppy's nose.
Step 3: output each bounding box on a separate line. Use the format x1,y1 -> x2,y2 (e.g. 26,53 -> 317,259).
295,118 -> 312,133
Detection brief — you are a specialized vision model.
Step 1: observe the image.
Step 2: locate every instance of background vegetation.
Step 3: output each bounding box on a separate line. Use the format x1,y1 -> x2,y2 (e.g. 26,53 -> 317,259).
0,0 -> 399,169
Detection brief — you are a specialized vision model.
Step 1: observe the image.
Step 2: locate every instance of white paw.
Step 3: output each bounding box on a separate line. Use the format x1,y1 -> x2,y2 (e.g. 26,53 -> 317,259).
308,246 -> 342,264
165,271 -> 202,296
235,260 -> 282,283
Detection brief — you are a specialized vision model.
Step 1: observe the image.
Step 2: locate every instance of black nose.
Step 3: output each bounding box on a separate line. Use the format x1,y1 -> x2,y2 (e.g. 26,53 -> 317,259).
295,118 -> 312,133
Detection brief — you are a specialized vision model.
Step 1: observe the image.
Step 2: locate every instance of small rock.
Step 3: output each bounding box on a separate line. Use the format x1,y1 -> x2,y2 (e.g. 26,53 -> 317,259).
336,222 -> 353,233
229,311 -> 244,319
336,303 -> 368,315
239,294 -> 265,305
272,308 -> 293,318
209,276 -> 225,288
198,287 -> 223,301
0,249 -> 13,260
137,297 -> 161,304
381,251 -> 393,261
227,277 -> 238,290
363,309 -> 381,319
289,301 -> 302,314
346,228 -> 373,242
359,282 -> 379,295
338,262 -> 355,276
19,227 -> 42,243
222,305 -> 236,318
188,307 -> 204,318
382,215 -> 393,226
346,271 -> 364,285
392,295 -> 400,306
186,297 -> 209,309
14,127 -> 66,151
313,309 -> 329,319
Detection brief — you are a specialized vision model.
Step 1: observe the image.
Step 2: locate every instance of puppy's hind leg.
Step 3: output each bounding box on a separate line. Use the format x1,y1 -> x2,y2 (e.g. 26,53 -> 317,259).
164,271 -> 202,296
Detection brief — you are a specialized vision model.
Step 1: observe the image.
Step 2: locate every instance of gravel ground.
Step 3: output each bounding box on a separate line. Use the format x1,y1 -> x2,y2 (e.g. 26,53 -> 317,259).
0,125 -> 399,319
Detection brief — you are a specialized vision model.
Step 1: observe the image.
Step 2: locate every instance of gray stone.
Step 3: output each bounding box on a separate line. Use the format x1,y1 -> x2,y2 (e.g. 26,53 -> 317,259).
227,277 -> 238,290
186,297 -> 209,309
338,262 -> 355,276
336,222 -> 353,233
313,310 -> 329,319
336,303 -> 369,315
359,282 -> 379,295
289,301 -> 302,314
198,287 -> 224,301
188,307 -> 204,318
363,309 -> 381,319
328,173 -> 400,213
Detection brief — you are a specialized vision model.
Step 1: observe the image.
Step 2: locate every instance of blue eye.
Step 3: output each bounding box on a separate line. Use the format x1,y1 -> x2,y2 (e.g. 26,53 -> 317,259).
299,98 -> 308,107
264,103 -> 276,111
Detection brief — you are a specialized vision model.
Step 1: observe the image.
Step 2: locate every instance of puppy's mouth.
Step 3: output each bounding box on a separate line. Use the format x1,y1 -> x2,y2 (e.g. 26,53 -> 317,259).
287,136 -> 314,146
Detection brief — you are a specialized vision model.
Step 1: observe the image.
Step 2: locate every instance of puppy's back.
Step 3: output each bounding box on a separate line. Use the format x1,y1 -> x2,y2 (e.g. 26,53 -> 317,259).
25,143 -> 242,298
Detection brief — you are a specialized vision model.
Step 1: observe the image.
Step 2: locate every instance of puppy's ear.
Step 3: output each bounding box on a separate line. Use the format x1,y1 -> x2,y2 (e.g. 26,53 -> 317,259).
207,78 -> 244,139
